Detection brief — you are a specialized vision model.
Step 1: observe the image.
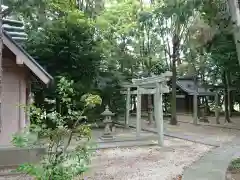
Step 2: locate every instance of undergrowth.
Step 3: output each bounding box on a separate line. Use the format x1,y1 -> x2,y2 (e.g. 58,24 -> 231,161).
229,158 -> 240,170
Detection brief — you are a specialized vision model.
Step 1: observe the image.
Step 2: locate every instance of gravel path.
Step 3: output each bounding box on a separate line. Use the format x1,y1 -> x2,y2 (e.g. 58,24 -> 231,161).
83,138 -> 213,180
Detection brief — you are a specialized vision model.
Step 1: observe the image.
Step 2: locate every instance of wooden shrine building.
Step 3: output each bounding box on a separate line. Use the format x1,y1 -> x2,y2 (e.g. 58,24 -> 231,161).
175,76 -> 216,114
121,75 -> 220,126
122,75 -> 216,115
0,19 -> 53,145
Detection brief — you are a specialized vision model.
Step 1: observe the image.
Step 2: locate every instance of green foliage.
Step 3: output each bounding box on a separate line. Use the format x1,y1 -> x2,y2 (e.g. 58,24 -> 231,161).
97,72 -> 125,114
96,0 -> 139,37
199,0 -> 240,95
85,71 -> 126,123
26,12 -> 101,89
12,77 -> 101,180
209,33 -> 238,71
24,10 -> 103,110
95,0 -> 140,73
150,61 -> 169,75
9,1 -> 103,106
9,0 -> 240,125
229,158 -> 240,170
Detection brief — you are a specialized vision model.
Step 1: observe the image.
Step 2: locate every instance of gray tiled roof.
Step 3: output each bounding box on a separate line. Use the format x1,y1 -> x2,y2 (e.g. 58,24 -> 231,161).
2,19 -> 53,83
3,19 -> 27,43
177,79 -> 215,96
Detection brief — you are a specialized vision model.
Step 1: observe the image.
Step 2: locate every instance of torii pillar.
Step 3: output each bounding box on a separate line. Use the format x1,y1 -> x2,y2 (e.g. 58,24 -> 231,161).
154,82 -> 164,146
136,86 -> 142,137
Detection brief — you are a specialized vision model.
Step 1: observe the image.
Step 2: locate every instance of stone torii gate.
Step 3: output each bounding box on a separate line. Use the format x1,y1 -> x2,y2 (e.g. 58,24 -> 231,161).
121,71 -> 172,146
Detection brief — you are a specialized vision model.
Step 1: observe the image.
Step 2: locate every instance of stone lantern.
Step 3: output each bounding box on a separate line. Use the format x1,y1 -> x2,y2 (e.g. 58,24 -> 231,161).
100,105 -> 115,140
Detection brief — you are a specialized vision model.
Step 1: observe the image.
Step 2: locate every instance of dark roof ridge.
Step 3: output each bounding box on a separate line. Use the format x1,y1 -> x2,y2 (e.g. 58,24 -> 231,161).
3,31 -> 53,83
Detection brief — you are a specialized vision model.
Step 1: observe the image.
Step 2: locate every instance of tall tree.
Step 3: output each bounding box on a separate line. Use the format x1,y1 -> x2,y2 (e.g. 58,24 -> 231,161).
200,0 -> 239,122
26,11 -> 103,93
96,0 -> 140,74
0,0 -> 3,131
153,0 -> 201,125
77,0 -> 105,17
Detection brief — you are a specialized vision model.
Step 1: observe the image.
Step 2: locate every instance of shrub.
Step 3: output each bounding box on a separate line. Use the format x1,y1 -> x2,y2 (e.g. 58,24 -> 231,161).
229,158 -> 240,170
12,77 -> 102,180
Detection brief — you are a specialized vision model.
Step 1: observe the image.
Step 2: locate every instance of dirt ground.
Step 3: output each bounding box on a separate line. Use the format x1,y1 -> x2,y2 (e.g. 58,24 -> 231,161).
231,172 -> 240,180
227,169 -> 240,180
83,138 -> 212,180
172,114 -> 240,129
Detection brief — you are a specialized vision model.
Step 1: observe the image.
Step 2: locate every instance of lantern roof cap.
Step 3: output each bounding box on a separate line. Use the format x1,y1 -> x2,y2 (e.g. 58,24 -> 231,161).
101,105 -> 115,116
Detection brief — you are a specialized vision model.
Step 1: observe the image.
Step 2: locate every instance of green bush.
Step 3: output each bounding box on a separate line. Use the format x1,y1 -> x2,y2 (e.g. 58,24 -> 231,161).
229,158 -> 240,170
12,77 -> 101,180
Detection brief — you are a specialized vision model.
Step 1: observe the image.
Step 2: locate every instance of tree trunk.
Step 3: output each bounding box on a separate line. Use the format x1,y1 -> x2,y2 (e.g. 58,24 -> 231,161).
171,58 -> 177,125
170,35 -> 178,125
229,91 -> 234,116
0,1 -> 3,132
227,0 -> 240,65
215,93 -> 220,124
223,71 -> 231,123
120,38 -> 126,73
226,71 -> 233,116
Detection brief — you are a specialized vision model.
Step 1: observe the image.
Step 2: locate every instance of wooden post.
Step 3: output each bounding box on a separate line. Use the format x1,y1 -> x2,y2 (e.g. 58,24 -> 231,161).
125,87 -> 131,127
26,81 -> 32,125
154,83 -> 164,146
136,86 -> 141,137
193,94 -> 198,125
19,77 -> 26,129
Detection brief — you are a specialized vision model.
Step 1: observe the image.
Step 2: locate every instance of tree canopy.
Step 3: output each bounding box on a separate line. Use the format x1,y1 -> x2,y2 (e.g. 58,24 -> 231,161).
4,0 -> 240,123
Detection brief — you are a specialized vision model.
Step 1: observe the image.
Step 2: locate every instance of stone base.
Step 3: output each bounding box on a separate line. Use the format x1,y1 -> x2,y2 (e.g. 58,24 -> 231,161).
199,118 -> 209,123
100,134 -> 115,141
0,146 -> 45,167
